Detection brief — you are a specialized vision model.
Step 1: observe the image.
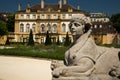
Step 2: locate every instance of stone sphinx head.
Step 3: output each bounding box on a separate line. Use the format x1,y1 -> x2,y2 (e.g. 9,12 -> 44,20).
69,14 -> 91,40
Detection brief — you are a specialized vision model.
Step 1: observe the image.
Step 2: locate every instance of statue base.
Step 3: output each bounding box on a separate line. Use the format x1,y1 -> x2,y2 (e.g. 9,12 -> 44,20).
52,74 -> 118,80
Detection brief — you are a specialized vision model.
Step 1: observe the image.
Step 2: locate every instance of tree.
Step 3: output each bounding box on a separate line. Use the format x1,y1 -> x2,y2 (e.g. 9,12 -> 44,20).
56,36 -> 60,45
6,15 -> 15,32
64,32 -> 71,46
45,31 -> 52,45
28,29 -> 34,46
0,21 -> 7,36
5,36 -> 10,45
110,13 -> 120,33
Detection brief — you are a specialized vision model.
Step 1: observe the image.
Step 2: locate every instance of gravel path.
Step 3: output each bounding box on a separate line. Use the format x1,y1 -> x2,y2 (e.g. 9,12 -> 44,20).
0,56 -> 52,80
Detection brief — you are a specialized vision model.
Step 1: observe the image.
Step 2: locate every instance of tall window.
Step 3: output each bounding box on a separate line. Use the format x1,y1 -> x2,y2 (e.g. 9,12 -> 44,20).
62,23 -> 66,32
99,25 -> 102,28
26,23 -> 30,32
26,14 -> 30,19
68,14 -> 72,19
41,24 -> 45,33
33,14 -> 36,19
94,25 -> 97,28
48,15 -> 50,19
62,14 -> 66,19
20,24 -> 24,32
41,37 -> 44,44
47,23 -> 51,32
41,14 -> 45,19
32,24 -> 36,32
53,14 -> 57,19
20,14 -> 24,19
53,24 -> 57,33
20,37 -> 23,42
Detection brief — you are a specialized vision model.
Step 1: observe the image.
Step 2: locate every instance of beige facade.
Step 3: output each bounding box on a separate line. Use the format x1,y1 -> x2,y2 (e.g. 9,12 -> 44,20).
13,0 -> 87,44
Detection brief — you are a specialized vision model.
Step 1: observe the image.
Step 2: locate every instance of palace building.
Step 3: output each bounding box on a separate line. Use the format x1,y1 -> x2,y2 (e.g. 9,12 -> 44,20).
7,0 -> 117,45
13,0 -> 89,44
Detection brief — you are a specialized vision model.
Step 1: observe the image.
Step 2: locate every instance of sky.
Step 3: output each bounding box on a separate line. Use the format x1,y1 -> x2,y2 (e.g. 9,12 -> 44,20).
0,0 -> 120,16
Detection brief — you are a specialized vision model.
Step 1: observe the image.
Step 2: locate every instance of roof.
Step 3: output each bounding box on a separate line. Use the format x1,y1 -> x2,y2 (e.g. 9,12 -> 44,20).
91,22 -> 116,34
90,13 -> 109,18
17,4 -> 85,13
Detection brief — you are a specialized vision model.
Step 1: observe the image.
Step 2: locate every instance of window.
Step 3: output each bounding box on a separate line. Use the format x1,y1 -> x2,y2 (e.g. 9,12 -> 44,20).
68,14 -> 72,19
32,24 -> 36,32
20,14 -> 24,19
99,25 -> 102,28
33,14 -> 36,19
41,37 -> 44,44
53,24 -> 57,33
62,37 -> 65,42
20,37 -> 23,42
47,23 -> 51,32
41,24 -> 45,33
26,14 -> 30,19
62,23 -> 66,32
94,25 -> 97,28
26,23 -> 30,32
53,14 -> 57,19
26,37 -> 29,42
48,15 -> 50,19
41,14 -> 45,19
62,14 -> 66,19
20,24 -> 24,32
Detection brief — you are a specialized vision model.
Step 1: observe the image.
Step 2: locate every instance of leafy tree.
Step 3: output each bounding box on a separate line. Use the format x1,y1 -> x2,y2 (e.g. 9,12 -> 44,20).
0,21 -> 7,37
5,36 -> 10,45
45,31 -> 52,45
110,13 -> 120,33
6,15 -> 15,32
28,29 -> 34,46
64,32 -> 71,46
56,36 -> 60,45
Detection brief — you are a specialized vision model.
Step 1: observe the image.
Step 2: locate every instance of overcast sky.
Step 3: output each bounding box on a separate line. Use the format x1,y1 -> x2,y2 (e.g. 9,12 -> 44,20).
0,0 -> 120,16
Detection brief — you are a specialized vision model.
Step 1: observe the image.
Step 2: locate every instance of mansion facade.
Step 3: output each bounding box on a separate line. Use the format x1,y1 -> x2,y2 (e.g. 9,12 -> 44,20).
8,0 -> 117,44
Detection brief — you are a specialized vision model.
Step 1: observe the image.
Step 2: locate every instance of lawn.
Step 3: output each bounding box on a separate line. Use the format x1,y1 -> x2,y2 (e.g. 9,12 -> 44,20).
0,44 -> 120,60
0,45 -> 67,60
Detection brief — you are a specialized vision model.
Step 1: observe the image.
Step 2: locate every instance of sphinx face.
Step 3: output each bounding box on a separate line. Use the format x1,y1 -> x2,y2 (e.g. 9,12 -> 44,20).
69,21 -> 85,36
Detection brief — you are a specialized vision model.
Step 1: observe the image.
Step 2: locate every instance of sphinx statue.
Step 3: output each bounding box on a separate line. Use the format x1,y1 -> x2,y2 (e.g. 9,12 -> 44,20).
51,14 -> 120,80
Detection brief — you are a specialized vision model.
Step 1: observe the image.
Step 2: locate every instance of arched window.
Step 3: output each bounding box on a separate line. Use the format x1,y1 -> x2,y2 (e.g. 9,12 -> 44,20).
94,25 -> 97,29
20,23 -> 24,32
99,25 -> 102,28
32,24 -> 36,32
62,23 -> 66,32
20,37 -> 23,42
26,23 -> 30,32
53,24 -> 57,33
41,24 -> 45,33
47,23 -> 51,32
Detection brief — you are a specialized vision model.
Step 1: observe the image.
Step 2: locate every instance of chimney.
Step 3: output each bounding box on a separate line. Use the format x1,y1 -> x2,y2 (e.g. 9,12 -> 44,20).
59,0 -> 62,9
77,5 -> 80,10
27,2 -> 31,8
41,0 -> 44,9
64,0 -> 67,5
18,3 -> 21,11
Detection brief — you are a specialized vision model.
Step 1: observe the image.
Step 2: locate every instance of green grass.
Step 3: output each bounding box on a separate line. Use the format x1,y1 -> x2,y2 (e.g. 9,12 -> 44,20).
1,44 -> 120,60
0,45 -> 67,60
